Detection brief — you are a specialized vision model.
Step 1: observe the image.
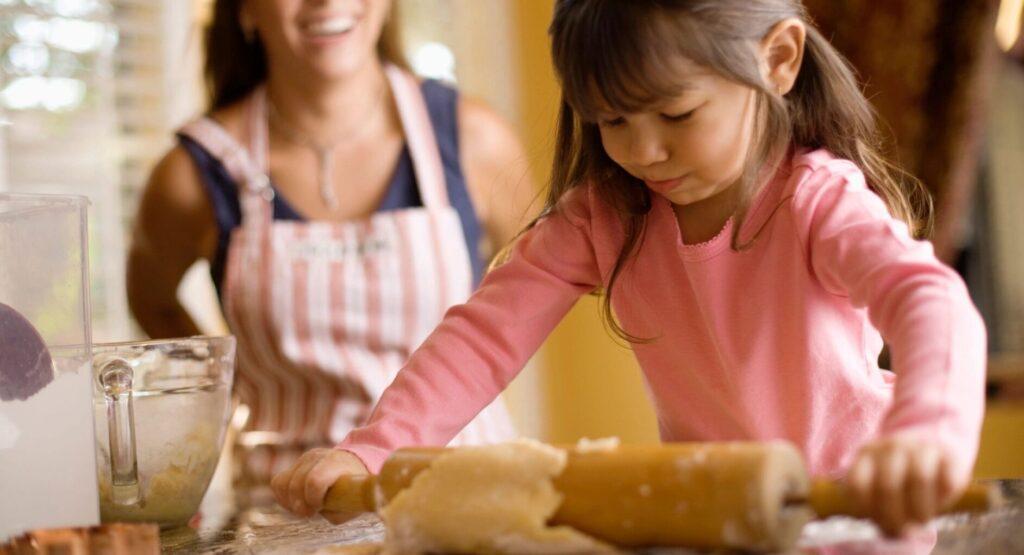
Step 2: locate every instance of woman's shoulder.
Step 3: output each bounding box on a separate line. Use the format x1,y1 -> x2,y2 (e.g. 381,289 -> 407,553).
135,141 -> 217,261
455,93 -> 520,160
202,98 -> 251,145
144,143 -> 213,220
411,77 -> 519,173
164,98 -> 248,199
453,88 -> 536,234
146,98 -> 255,225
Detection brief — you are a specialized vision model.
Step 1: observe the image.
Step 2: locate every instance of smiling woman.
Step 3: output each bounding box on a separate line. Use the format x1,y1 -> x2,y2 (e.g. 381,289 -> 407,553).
127,0 -> 535,486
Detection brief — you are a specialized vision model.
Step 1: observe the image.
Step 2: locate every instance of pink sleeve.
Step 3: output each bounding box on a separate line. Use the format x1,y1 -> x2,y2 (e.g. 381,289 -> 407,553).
794,163 -> 987,483
337,190 -> 602,472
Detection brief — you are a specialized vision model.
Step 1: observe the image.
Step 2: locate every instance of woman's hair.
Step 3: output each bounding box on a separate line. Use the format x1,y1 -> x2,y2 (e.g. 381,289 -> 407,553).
527,0 -> 933,342
204,0 -> 408,111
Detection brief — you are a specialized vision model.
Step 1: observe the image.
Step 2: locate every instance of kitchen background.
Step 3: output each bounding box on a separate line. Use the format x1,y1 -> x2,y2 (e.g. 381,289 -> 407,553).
1,0 -> 1022,477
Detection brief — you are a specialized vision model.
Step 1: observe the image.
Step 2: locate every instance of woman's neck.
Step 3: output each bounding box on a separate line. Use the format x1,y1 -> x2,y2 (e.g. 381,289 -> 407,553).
263,59 -> 391,147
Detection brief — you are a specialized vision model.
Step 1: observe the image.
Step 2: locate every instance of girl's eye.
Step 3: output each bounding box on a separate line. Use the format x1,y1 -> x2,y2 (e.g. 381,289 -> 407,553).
661,109 -> 696,123
599,116 -> 626,128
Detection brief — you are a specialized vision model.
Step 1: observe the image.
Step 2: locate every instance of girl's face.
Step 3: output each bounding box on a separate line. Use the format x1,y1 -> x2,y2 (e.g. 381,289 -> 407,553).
245,0 -> 391,80
596,62 -> 758,207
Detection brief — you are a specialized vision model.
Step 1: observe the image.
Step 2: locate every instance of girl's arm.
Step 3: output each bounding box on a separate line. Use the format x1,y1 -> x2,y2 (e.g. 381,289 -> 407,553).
340,189 -> 602,472
797,161 -> 986,478
794,160 -> 986,533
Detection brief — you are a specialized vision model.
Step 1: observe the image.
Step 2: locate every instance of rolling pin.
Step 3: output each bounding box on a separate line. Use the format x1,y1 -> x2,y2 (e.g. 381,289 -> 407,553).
323,442 -> 1001,551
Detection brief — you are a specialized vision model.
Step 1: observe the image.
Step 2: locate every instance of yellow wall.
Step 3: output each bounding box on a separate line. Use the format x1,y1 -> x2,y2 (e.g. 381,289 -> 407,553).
975,402 -> 1024,479
510,0 -> 659,445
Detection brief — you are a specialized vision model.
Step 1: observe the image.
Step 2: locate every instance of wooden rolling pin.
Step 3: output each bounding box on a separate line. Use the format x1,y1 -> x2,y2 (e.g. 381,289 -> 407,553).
323,442 -> 1001,551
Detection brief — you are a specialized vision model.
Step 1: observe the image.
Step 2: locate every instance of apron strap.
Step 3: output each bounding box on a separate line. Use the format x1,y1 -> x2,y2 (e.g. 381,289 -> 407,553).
178,116 -> 273,231
384,64 -> 451,210
178,118 -> 263,190
249,86 -> 270,177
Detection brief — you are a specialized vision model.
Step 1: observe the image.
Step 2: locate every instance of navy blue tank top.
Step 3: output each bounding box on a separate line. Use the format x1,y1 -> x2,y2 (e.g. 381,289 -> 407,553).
178,79 -> 484,298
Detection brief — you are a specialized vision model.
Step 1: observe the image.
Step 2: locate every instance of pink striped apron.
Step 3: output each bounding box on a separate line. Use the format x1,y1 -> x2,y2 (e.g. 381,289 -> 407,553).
179,66 -> 516,481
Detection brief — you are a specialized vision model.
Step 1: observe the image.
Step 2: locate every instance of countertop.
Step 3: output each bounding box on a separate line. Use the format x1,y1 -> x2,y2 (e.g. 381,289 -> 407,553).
159,480 -> 1024,554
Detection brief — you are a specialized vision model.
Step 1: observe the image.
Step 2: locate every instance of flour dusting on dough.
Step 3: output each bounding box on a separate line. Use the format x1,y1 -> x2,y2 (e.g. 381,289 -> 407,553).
379,439 -> 616,554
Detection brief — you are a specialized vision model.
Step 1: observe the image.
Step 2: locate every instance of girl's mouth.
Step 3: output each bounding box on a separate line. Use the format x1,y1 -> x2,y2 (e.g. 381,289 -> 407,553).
644,175 -> 687,194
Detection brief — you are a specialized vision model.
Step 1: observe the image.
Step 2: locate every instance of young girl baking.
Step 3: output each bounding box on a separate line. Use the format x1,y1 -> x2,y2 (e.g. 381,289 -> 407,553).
274,0 -> 986,536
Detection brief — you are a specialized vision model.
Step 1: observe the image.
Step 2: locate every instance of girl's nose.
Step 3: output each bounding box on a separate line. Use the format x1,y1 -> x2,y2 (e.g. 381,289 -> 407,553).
629,131 -> 670,167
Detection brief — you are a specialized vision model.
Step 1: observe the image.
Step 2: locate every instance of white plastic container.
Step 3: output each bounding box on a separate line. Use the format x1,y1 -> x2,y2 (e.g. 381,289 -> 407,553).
0,193 -> 99,541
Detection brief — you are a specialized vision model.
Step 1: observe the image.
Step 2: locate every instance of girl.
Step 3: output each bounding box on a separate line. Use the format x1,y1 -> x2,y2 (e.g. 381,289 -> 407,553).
273,0 -> 986,535
128,0 -> 529,484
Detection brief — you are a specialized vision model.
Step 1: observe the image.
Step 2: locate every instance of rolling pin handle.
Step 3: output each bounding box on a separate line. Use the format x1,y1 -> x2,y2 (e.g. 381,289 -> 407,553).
808,479 -> 1003,518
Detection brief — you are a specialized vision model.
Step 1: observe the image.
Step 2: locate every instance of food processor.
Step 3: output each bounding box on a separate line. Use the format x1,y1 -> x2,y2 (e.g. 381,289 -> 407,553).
1,192 -> 237,537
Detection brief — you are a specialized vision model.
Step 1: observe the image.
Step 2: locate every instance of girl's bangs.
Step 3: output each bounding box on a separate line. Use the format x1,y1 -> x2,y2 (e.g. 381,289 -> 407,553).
555,5 -> 700,121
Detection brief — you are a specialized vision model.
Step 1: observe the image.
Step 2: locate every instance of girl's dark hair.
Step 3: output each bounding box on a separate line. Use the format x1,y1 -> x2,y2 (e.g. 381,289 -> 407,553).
509,0 -> 932,343
204,0 -> 409,111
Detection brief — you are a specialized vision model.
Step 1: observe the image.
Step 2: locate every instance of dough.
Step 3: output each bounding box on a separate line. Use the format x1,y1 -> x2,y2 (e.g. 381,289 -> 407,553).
379,439 -> 616,554
97,426 -> 219,526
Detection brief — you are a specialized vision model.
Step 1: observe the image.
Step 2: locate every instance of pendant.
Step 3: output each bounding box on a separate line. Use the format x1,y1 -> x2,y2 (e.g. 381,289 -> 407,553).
318,148 -> 339,210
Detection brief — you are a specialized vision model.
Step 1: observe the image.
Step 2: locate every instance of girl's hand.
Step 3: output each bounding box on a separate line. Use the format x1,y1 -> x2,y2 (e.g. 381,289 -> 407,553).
847,437 -> 962,536
271,447 -> 369,524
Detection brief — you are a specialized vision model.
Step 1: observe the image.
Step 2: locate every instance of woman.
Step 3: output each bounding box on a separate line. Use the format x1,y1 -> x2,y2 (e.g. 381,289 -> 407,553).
127,0 -> 531,481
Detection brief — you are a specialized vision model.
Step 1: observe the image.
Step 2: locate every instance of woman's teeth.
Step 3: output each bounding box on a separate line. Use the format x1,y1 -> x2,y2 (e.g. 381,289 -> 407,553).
306,17 -> 357,36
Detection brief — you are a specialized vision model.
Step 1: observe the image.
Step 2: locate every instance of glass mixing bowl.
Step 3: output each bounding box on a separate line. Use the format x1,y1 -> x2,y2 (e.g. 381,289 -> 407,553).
92,336 -> 235,528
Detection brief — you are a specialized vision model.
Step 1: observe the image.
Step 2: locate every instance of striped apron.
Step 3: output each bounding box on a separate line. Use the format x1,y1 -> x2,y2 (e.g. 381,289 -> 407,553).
179,65 -> 516,481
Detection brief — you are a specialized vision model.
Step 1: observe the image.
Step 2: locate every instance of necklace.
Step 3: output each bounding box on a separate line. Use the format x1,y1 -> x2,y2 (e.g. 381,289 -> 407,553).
267,86 -> 388,210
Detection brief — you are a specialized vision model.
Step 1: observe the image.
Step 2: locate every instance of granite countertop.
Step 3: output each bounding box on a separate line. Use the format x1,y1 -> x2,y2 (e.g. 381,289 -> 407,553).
159,508 -> 384,554
159,480 -> 1024,554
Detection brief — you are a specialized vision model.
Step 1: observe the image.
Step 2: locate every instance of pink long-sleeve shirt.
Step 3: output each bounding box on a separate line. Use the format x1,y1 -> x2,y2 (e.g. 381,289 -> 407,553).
338,148 -> 987,480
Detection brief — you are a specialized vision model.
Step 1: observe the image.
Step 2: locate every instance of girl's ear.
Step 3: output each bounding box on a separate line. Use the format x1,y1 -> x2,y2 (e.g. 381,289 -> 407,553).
759,18 -> 806,96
